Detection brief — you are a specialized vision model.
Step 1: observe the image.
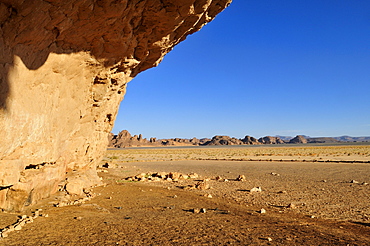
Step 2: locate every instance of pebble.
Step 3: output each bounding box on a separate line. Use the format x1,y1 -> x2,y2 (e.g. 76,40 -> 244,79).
215,176 -> 223,181
236,175 -> 246,181
195,181 -> 209,190
192,208 -> 200,214
287,203 -> 297,209
200,208 -> 207,213
271,172 -> 280,176
259,208 -> 266,214
350,180 -> 359,184
250,187 -> 262,193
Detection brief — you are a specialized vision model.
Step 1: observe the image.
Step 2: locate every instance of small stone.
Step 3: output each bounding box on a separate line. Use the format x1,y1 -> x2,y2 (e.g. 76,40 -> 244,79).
188,173 -> 199,179
179,174 -> 188,180
43,214 -> 49,217
250,187 -> 262,192
224,179 -> 229,182
200,208 -> 206,213
215,176 -> 222,181
310,215 -> 316,218
350,180 -> 359,184
322,180 -> 327,182
267,237 -> 273,242
192,208 -> 200,213
205,194 -> 213,198
271,172 -> 280,176
151,177 -> 161,182
236,175 -> 246,181
287,203 -> 297,209
26,217 -> 34,223
362,182 -> 368,185
195,181 -> 209,190
259,208 -> 266,214
278,190 -> 287,194
74,216 -> 82,220
14,224 -> 22,231
173,195 -> 177,198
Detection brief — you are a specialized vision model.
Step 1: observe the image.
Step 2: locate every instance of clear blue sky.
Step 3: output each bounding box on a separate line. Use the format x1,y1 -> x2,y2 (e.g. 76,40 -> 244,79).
112,0 -> 370,139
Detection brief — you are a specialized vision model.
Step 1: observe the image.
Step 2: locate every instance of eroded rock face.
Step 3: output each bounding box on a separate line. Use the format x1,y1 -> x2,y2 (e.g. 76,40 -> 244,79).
0,0 -> 232,211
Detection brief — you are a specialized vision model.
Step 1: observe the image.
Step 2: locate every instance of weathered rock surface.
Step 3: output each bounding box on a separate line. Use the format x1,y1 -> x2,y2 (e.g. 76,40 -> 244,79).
0,0 -> 232,211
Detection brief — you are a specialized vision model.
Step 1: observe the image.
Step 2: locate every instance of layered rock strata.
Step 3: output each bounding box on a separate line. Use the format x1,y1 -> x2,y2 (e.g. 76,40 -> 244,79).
0,0 -> 232,211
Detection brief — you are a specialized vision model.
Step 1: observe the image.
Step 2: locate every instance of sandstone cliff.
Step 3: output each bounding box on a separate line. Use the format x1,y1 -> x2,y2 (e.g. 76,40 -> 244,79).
0,0 -> 232,212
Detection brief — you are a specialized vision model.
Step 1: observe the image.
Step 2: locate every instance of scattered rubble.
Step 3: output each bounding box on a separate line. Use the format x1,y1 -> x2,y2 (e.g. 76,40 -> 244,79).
125,172 -> 197,182
54,190 -> 95,207
0,209 -> 47,238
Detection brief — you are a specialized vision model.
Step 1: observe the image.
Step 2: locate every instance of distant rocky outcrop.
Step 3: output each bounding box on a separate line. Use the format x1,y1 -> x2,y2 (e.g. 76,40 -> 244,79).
289,135 -> 308,144
241,135 -> 261,145
108,130 -> 200,148
203,135 -> 244,146
307,137 -> 340,143
258,136 -> 285,144
333,136 -> 370,142
109,131 -> 369,149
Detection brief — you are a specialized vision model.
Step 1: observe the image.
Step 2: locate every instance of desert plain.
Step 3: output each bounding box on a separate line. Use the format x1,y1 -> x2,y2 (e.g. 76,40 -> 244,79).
1,143 -> 370,245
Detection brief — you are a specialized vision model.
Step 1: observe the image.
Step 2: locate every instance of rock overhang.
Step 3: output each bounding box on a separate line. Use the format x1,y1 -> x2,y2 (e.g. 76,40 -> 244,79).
0,0 -> 232,211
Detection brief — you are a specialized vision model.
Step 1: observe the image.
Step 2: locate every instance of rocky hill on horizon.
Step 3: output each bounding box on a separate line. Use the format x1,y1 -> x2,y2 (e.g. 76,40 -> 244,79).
108,131 -> 369,148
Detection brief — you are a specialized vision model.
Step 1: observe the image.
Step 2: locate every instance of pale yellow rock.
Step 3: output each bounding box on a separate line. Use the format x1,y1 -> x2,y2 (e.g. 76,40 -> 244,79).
0,0 -> 232,211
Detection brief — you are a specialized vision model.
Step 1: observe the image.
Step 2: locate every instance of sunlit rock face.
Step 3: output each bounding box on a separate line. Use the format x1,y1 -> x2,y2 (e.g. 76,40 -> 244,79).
0,0 -> 231,211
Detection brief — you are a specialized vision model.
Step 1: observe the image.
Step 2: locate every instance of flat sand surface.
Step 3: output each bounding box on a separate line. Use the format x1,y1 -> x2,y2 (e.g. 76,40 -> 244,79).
1,145 -> 369,245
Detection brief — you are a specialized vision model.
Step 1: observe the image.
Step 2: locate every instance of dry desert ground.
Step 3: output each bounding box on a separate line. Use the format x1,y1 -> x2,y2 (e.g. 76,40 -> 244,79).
1,144 -> 370,245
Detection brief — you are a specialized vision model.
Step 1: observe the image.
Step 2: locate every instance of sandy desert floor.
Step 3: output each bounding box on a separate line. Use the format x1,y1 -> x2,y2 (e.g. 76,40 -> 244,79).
1,144 -> 369,245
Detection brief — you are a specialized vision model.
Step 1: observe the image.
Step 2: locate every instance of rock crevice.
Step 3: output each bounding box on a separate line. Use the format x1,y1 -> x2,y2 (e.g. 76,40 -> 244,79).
0,0 -> 231,211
